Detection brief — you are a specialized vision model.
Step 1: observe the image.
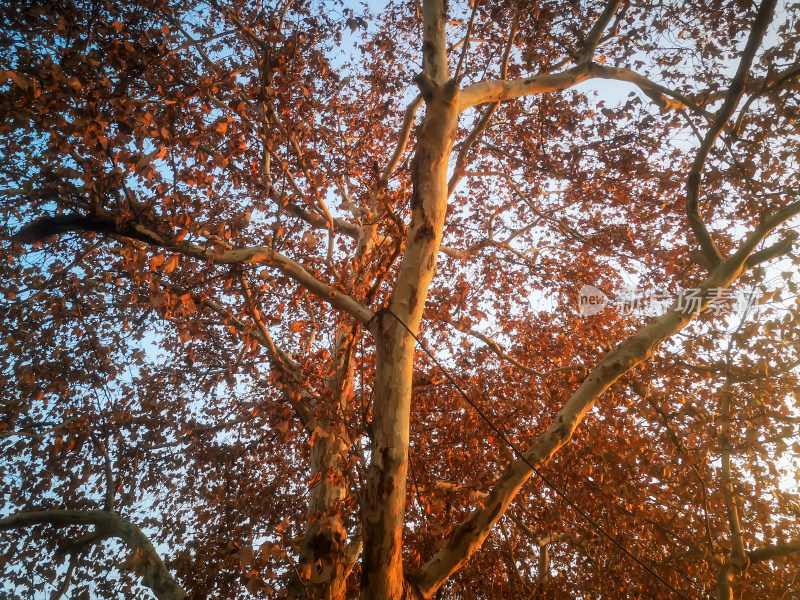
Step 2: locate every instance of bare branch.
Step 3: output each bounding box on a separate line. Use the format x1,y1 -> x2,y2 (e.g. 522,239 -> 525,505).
158,277 -> 315,426
383,95 -> 423,183
369,94 -> 424,218
448,320 -> 581,379
634,384 -> 716,555
448,19 -> 517,196
88,430 -> 115,512
51,551 -> 79,600
453,0 -> 480,80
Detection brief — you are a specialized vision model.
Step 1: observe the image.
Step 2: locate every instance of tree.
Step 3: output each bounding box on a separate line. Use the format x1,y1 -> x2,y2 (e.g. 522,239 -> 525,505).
1,0 -> 800,598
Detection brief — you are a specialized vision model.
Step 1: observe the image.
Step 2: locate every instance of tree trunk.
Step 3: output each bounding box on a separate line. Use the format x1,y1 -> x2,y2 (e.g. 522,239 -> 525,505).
361,14 -> 458,594
292,323 -> 359,600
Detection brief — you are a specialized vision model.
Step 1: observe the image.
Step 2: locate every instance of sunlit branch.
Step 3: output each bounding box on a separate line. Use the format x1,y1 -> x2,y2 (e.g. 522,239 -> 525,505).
589,64 -> 712,118
14,215 -> 375,325
410,193 -> 800,598
507,514 -> 587,580
382,95 -> 424,185
459,63 -> 592,111
343,531 -> 363,581
458,61 -> 709,116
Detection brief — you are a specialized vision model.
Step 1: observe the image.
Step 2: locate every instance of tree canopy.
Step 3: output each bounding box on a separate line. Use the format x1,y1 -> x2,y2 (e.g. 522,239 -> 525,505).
2,0 -> 800,599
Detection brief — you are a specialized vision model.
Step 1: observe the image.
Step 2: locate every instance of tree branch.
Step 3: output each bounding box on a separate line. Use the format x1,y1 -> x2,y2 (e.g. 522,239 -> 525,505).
744,231 -> 799,267
51,551 -> 79,600
447,320 -> 581,378
0,510 -> 187,600
409,194 -> 800,598
458,63 -> 594,111
589,64 -> 712,118
685,0 -> 778,270
0,418 -> 77,440
748,538 -> 800,564
159,277 -> 315,426
577,0 -> 624,63
633,383 -> 716,555
458,61 -> 709,116
453,0 -> 480,80
369,94 -> 423,218
14,215 -> 375,325
448,18 -> 517,196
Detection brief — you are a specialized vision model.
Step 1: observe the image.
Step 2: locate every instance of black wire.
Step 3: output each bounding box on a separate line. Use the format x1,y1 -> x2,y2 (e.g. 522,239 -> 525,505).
408,449 -> 435,560
385,309 -> 708,600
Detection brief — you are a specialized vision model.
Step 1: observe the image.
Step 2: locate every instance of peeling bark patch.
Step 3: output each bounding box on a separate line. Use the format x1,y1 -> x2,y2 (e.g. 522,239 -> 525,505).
415,222 -> 435,243
408,286 -> 419,314
445,517 -> 478,552
486,501 -> 504,524
308,529 -> 335,559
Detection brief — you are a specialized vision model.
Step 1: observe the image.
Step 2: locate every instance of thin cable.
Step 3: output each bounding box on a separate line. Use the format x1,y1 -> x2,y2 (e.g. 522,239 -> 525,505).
408,449 -> 435,560
385,309 -> 707,600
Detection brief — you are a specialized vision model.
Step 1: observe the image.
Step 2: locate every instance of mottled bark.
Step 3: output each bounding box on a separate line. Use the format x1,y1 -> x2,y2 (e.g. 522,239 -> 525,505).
293,324 -> 359,600
360,1 -> 457,597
